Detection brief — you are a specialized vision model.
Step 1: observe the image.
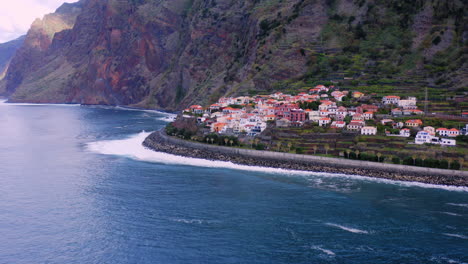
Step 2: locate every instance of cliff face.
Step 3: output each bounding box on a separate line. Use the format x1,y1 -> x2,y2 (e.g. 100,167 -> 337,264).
0,36 -> 25,83
1,0 -> 466,110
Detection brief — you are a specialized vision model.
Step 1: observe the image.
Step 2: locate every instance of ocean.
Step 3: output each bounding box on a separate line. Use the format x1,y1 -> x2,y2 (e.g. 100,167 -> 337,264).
0,100 -> 467,264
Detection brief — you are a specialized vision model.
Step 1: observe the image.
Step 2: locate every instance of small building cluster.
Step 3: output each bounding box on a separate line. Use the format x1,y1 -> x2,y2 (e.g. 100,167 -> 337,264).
182,85 -> 466,145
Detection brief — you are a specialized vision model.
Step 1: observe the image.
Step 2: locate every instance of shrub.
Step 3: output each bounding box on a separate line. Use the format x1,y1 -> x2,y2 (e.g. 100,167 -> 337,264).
439,160 -> 449,169
295,147 -> 305,154
392,157 -> 401,164
450,161 -> 461,170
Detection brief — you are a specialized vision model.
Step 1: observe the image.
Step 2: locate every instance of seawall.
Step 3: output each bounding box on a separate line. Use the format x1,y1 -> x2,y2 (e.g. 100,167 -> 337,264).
143,130 -> 468,187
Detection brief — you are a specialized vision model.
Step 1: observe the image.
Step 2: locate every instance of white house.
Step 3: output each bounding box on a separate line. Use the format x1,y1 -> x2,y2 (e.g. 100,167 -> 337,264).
400,128 -> 410,137
415,131 -> 436,144
382,95 -> 400,105
331,121 -> 346,129
398,97 -> 417,109
361,126 -> 377,135
447,128 -> 460,137
347,121 -> 365,131
363,112 -> 373,120
440,138 -> 456,146
436,128 -> 449,137
319,117 -> 331,127
415,131 -> 457,146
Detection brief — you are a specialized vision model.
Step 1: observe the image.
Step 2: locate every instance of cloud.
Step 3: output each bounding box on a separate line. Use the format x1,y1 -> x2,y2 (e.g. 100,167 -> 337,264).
0,0 -> 77,43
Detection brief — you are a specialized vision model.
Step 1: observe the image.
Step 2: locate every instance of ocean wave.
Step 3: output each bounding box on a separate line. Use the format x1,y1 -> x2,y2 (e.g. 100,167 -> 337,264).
311,246 -> 335,256
170,218 -> 219,225
85,132 -> 468,193
325,223 -> 369,234
442,233 -> 468,239
113,106 -> 176,118
439,212 -> 462,217
430,256 -> 466,264
446,203 -> 468,208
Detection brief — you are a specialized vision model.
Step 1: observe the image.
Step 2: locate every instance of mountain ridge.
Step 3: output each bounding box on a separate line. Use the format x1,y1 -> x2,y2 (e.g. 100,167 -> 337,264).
1,0 -> 466,110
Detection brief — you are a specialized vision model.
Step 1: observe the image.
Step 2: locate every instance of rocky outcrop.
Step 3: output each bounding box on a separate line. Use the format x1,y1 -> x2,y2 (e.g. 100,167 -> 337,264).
1,0 -> 466,109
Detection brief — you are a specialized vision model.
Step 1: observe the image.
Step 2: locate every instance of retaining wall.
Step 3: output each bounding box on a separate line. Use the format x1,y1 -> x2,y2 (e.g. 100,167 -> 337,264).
158,131 -> 468,177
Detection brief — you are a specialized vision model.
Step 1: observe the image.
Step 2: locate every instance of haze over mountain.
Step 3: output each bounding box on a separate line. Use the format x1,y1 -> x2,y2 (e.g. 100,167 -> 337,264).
1,0 -> 466,110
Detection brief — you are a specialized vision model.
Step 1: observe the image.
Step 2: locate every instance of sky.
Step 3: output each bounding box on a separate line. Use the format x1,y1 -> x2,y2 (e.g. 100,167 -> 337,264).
0,0 -> 77,43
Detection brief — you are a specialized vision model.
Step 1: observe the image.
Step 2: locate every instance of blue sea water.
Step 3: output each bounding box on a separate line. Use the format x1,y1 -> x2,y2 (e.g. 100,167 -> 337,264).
0,101 -> 467,264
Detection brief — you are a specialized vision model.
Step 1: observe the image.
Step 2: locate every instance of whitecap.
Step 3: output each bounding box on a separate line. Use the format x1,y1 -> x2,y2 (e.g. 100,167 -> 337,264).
325,223 -> 369,234
442,233 -> 468,239
85,132 -> 468,193
439,212 -> 462,217
170,218 -> 219,225
446,203 -> 468,208
311,246 -> 335,256
430,256 -> 465,264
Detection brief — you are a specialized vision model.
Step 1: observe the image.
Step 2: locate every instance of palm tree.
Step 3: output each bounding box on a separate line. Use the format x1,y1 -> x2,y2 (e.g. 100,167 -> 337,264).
421,154 -> 427,166
230,139 -> 234,146
276,142 -> 282,151
287,142 -> 292,152
254,138 -> 260,147
324,144 -> 330,155
346,149 -> 351,158
224,138 -> 229,146
447,158 -> 453,169
388,155 -> 393,163
206,137 -> 209,144
210,138 -> 214,144
459,158 -> 464,169
411,154 -> 417,165
313,145 -> 318,155
355,150 -> 360,159
377,152 -> 382,162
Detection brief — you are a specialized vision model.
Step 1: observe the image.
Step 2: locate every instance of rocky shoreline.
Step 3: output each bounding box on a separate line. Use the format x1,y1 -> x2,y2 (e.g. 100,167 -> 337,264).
143,131 -> 468,187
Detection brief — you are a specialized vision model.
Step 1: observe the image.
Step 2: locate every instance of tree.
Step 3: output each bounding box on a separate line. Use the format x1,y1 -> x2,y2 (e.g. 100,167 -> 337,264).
377,152 -> 382,162
459,158 -> 464,170
324,144 -> 330,155
447,158 -> 453,169
355,150 -> 360,159
210,138 -> 214,144
224,138 -> 229,145
230,139 -> 234,146
287,142 -> 292,152
421,154 -> 427,166
206,138 -> 210,144
411,154 -> 417,165
276,141 -> 282,151
313,145 -> 318,155
346,149 -> 351,158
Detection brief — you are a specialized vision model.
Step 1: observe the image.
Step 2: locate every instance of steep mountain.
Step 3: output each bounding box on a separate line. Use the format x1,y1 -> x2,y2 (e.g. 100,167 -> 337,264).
1,0 -> 466,110
0,36 -> 25,81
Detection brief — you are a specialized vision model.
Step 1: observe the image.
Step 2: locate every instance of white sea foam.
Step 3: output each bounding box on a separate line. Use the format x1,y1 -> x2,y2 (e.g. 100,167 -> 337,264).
325,223 -> 369,234
170,218 -> 219,225
114,106 -> 176,118
439,212 -> 462,217
311,246 -> 335,256
430,256 -> 466,264
85,132 -> 468,193
442,233 -> 468,239
446,203 -> 468,208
